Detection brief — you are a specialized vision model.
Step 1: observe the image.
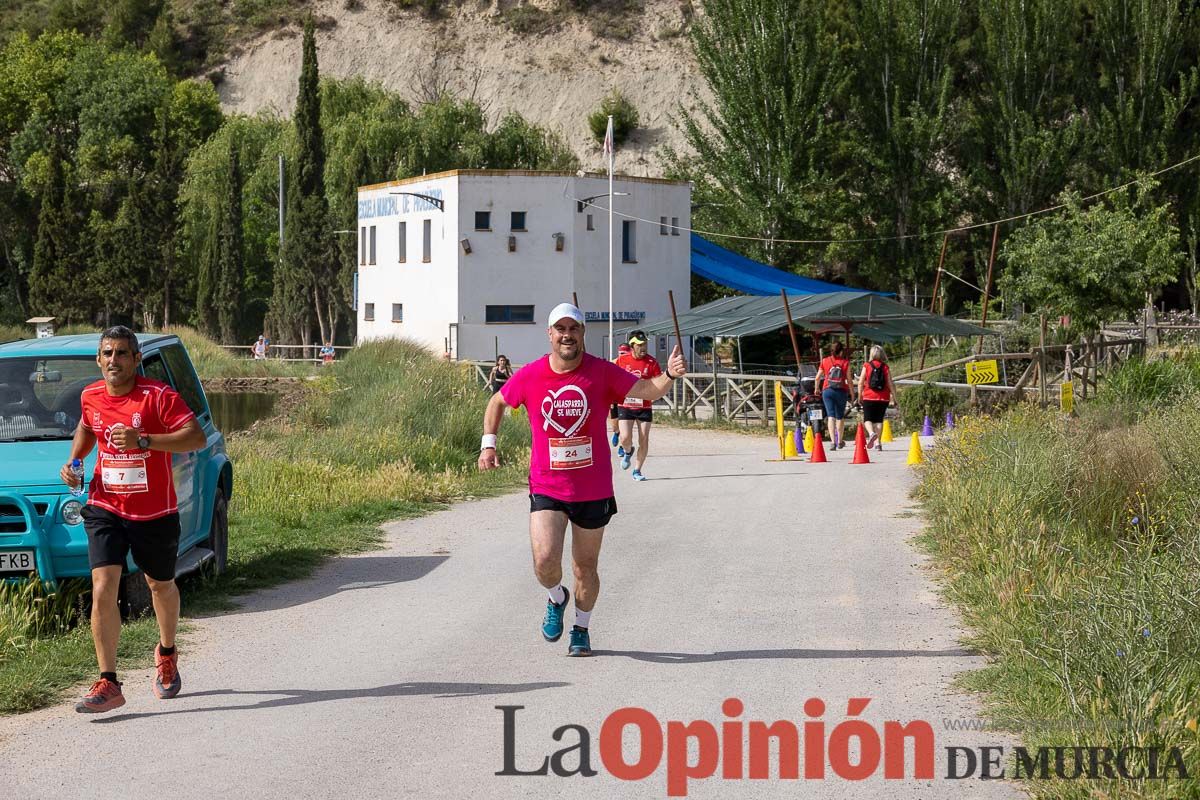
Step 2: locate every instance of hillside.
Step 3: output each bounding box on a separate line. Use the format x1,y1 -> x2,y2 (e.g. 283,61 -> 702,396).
215,0 -> 707,174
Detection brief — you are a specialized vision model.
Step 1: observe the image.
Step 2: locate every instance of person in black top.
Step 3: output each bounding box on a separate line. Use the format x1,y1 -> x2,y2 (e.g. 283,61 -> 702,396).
487,354 -> 513,394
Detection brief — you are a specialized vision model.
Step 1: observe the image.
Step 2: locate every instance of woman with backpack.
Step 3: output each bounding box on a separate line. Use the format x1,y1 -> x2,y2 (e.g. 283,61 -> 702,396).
814,341 -> 854,449
857,345 -> 900,451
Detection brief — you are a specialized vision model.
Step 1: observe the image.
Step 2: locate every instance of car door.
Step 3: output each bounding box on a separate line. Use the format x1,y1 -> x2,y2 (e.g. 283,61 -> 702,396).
157,344 -> 214,548
139,348 -> 198,548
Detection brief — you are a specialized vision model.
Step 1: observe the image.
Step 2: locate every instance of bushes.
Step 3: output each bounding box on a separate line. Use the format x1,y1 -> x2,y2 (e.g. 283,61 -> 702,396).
588,90 -> 640,147
1098,351 -> 1200,413
897,381 -> 959,430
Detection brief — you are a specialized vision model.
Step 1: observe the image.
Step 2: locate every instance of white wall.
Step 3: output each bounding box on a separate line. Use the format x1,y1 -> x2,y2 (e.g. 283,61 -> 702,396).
356,171 -> 690,365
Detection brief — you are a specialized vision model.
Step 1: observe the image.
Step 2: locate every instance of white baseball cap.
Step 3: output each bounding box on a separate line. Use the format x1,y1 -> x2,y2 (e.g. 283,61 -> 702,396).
547,303 -> 585,327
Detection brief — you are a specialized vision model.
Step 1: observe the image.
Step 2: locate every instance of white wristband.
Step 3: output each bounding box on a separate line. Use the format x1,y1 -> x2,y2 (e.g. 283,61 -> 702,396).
481,434 -> 497,450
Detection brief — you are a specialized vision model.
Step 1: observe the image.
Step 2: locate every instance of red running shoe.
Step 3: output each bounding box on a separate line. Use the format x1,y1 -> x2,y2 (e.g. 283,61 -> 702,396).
154,645 -> 181,699
75,678 -> 125,713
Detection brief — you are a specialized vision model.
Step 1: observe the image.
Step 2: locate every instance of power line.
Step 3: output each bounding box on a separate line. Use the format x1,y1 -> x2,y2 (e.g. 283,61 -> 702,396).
571,151 -> 1200,246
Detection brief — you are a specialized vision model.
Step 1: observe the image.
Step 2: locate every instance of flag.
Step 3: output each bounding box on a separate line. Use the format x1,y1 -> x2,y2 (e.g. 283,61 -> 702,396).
602,115 -> 614,161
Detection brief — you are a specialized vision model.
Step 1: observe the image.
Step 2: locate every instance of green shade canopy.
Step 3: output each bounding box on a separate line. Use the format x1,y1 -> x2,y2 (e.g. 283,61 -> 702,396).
641,292 -> 992,342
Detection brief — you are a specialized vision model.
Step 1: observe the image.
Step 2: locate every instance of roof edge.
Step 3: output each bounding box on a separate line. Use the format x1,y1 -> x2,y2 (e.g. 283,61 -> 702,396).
359,169 -> 691,193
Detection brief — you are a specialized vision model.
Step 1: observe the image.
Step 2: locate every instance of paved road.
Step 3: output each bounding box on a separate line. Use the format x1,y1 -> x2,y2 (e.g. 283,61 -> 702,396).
0,428 -> 1018,799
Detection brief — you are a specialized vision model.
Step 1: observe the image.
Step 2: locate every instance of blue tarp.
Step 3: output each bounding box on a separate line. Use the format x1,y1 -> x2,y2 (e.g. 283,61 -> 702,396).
690,233 -> 890,296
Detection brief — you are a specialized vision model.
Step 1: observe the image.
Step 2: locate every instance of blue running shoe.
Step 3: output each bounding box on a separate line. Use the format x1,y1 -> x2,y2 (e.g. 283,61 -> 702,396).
617,445 -> 626,458
542,587 -> 569,642
620,449 -> 633,470
632,469 -> 646,481
610,432 -> 619,447
567,626 -> 592,657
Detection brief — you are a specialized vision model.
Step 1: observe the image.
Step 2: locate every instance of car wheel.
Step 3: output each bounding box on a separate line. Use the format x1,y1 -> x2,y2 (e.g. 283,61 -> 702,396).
119,572 -> 153,620
204,488 -> 229,576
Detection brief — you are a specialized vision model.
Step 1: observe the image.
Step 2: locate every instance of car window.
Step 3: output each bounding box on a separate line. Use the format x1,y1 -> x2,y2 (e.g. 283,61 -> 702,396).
141,352 -> 170,384
159,344 -> 208,418
0,356 -> 97,441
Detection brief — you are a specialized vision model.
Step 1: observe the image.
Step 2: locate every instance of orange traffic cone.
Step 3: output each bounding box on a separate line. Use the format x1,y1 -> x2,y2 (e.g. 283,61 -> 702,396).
809,426 -> 828,463
851,424 -> 871,464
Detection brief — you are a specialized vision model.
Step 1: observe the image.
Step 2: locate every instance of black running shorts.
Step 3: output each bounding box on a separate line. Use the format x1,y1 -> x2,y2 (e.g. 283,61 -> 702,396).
861,400 -> 889,424
616,407 -> 653,423
82,505 -> 181,581
529,494 -> 618,530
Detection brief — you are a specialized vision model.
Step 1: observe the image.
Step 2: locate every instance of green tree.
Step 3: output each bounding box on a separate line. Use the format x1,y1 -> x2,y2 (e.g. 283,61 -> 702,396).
667,0 -> 849,277
587,89 -> 639,146
216,135 -> 244,343
1002,182 -> 1182,336
27,146 -> 85,322
101,0 -> 163,50
270,16 -> 332,348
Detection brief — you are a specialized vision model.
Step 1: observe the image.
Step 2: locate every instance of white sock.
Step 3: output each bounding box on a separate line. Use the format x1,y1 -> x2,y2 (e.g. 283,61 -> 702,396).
575,608 -> 592,629
547,585 -> 566,605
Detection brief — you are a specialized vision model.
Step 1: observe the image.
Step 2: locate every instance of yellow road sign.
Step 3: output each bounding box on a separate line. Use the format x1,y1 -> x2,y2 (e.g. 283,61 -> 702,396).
1060,381 -> 1074,415
966,359 -> 1000,385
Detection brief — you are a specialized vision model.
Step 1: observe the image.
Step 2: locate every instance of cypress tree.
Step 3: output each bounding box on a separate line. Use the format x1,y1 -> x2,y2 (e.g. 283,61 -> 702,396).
216,136 -> 245,343
28,148 -> 85,324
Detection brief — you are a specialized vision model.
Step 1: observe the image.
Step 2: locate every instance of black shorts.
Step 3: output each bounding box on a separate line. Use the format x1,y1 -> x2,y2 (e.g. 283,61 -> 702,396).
609,404 -> 619,419
82,505 -> 180,581
861,400 -> 889,424
530,494 -> 617,530
616,407 -> 653,422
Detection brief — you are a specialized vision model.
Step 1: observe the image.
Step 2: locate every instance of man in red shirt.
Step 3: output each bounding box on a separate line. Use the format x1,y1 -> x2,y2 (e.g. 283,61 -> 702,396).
59,327 -> 207,713
614,330 -> 663,481
478,305 -> 685,656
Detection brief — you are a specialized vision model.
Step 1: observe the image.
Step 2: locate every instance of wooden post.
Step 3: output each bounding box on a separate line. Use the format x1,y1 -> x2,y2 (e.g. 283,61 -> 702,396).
711,337 -> 720,419
919,233 -> 949,371
1039,314 -> 1048,409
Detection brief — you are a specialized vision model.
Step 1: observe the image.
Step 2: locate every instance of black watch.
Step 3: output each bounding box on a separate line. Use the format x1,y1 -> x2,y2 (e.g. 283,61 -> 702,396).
665,369 -> 678,380
137,434 -> 151,450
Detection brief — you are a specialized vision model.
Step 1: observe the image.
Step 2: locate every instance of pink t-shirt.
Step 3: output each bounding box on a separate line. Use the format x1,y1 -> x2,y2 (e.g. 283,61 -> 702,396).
501,353 -> 640,502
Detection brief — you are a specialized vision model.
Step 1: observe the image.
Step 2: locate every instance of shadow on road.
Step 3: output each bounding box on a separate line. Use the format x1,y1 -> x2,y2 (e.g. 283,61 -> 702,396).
598,648 -> 976,663
90,680 -> 569,723
234,555 -> 449,614
642,473 -> 796,481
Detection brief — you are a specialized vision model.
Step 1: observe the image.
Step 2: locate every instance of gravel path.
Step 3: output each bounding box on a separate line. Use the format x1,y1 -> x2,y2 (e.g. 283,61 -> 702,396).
0,427 -> 1018,798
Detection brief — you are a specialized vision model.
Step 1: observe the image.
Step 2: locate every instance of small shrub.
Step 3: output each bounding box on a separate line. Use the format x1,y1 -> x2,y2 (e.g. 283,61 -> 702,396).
898,381 -> 960,431
588,89 -> 639,146
502,5 -> 557,35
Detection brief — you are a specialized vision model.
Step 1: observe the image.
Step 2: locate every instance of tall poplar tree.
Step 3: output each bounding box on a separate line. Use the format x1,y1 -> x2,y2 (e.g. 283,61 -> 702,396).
216,136 -> 245,343
270,16 -> 331,347
27,147 -> 85,323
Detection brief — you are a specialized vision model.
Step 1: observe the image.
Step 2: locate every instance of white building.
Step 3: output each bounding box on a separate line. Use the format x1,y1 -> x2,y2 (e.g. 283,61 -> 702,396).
354,169 -> 691,364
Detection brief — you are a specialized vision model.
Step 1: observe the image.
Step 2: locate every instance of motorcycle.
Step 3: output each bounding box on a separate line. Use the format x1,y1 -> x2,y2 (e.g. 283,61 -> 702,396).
790,367 -> 826,441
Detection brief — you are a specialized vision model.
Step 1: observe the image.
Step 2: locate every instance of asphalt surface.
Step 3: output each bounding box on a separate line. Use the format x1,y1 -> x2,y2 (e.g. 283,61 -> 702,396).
0,427 -> 1019,799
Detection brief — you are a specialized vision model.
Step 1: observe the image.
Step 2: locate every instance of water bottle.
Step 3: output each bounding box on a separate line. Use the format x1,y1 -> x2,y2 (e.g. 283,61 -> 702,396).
69,458 -> 86,497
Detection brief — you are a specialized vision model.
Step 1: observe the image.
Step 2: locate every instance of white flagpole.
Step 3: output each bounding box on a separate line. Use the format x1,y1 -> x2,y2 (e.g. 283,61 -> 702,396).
607,114 -> 614,359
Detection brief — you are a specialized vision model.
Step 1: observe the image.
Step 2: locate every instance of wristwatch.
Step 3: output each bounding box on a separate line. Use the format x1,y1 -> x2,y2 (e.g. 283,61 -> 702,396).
137,434 -> 151,450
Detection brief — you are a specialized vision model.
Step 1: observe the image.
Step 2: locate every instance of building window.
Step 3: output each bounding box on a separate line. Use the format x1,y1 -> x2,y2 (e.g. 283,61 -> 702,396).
660,216 -> 669,235
398,221 -> 406,262
671,216 -> 680,236
586,214 -> 594,231
475,211 -> 491,230
622,220 -> 637,263
510,211 -> 526,231
364,303 -> 375,321
391,303 -> 403,323
486,305 -> 535,324
359,226 -> 367,265
422,219 -> 432,262
368,225 -> 377,264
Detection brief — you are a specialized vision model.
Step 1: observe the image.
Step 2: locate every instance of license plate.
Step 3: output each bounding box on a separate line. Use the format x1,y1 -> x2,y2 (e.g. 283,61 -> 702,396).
0,550 -> 35,575
809,409 -> 824,420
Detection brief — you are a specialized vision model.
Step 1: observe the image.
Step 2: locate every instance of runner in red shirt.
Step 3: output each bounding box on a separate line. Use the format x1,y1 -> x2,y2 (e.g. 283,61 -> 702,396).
59,327 -> 207,713
614,330 -> 663,481
478,303 -> 686,656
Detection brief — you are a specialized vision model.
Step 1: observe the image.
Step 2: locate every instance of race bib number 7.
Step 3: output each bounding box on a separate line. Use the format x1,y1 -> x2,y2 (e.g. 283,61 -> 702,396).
100,454 -> 149,494
549,436 -> 592,470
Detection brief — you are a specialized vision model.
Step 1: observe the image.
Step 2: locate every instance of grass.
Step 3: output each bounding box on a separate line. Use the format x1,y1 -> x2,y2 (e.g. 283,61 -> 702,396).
916,355 -> 1200,798
0,337 -> 530,713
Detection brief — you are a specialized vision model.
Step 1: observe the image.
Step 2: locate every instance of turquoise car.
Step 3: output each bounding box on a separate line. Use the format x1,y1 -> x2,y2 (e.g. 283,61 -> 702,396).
0,333 -> 232,613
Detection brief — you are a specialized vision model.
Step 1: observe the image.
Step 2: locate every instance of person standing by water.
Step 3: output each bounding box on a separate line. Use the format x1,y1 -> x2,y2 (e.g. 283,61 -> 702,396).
251,336 -> 267,360
814,342 -> 854,449
857,345 -> 900,451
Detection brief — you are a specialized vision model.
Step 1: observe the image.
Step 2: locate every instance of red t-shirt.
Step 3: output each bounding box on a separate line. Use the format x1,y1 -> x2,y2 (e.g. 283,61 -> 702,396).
81,377 -> 196,521
614,352 -> 662,409
501,353 -> 638,502
861,360 -> 891,402
819,356 -> 851,391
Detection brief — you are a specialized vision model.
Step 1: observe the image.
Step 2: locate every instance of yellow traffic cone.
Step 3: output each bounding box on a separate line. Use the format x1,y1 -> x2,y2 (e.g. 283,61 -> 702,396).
906,432 -> 924,465
881,419 -> 894,443
803,426 -> 814,454
785,428 -> 800,458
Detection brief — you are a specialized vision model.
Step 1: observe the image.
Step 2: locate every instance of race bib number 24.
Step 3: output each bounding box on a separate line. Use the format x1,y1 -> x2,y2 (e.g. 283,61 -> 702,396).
549,436 -> 592,470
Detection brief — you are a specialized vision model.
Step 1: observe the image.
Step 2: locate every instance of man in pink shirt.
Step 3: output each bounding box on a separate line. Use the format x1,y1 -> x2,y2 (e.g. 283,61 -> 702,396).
478,303 -> 686,656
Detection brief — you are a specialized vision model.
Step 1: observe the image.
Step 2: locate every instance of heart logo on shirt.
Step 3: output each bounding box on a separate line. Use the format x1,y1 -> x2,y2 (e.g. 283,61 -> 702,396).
540,385 -> 589,438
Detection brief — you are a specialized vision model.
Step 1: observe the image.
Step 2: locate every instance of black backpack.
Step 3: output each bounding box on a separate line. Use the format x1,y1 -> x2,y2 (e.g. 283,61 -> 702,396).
868,360 -> 887,392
